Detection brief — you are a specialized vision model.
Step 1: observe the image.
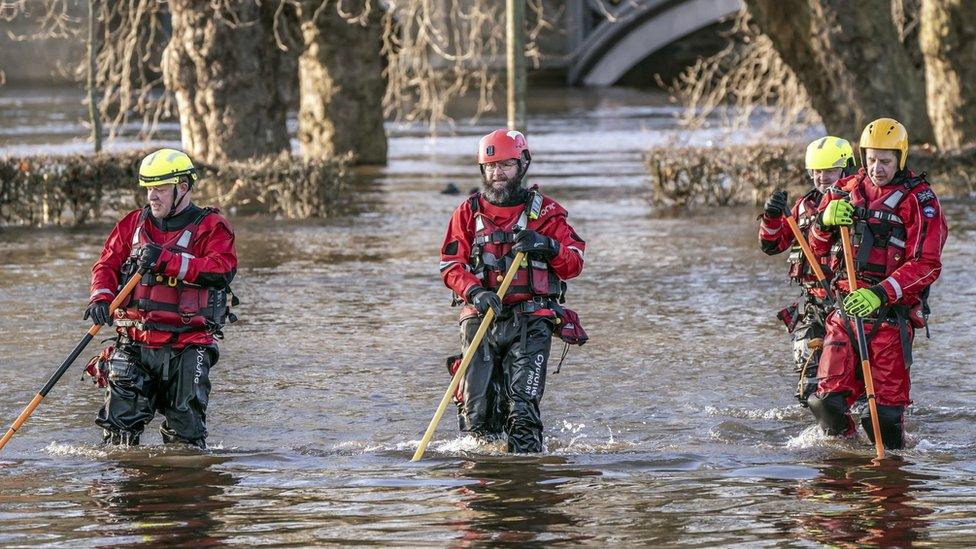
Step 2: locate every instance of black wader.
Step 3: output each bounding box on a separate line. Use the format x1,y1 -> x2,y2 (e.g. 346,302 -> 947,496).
96,343 -> 216,448
457,313 -> 554,453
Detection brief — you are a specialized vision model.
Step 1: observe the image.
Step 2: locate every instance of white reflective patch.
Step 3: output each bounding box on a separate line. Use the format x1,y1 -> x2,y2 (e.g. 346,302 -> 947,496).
529,193 -> 543,220
798,202 -> 807,216
530,260 -> 547,269
474,215 -> 485,232
178,254 -> 190,280
889,236 -> 906,248
439,260 -> 459,271
568,245 -> 584,259
883,190 -> 904,209
762,224 -> 783,235
515,211 -> 528,231
885,276 -> 903,300
90,288 -> 114,300
176,229 -> 192,249
131,227 -> 141,245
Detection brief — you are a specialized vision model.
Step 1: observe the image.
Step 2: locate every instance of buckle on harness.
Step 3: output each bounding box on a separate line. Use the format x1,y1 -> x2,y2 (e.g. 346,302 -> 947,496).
167,276 -> 179,287
511,297 -> 551,314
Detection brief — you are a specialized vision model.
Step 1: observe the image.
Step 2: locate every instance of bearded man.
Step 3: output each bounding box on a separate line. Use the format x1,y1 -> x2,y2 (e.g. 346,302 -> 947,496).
438,130 -> 586,453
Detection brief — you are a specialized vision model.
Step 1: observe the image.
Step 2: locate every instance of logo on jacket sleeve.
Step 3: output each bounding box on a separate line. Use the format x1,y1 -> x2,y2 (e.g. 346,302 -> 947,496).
923,205 -> 937,218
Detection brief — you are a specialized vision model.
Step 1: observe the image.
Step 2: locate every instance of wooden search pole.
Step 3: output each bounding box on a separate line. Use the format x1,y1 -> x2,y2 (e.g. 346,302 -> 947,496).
411,252 -> 526,462
0,270 -> 145,451
840,226 -> 886,460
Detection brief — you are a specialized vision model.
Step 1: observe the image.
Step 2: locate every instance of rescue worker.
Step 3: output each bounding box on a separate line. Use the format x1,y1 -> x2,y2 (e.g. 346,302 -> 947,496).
759,137 -> 855,406
85,148 -> 238,448
439,129 -> 586,453
806,118 -> 948,449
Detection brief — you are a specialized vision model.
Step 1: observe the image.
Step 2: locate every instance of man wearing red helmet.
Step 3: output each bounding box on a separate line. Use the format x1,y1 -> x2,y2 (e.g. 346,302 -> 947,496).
439,129 -> 586,453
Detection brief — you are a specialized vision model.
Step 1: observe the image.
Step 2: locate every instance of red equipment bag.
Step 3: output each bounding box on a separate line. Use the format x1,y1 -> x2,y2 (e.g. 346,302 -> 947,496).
777,302 -> 800,333
556,307 -> 588,346
445,354 -> 464,404
83,346 -> 113,388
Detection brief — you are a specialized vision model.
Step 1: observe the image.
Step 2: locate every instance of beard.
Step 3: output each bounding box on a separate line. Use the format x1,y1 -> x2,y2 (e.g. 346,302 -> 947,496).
481,175 -> 526,206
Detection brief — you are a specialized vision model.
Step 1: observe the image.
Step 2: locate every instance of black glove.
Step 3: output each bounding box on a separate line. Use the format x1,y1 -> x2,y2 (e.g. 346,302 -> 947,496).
468,286 -> 502,316
84,301 -> 112,326
136,243 -> 165,272
763,190 -> 789,218
511,229 -> 559,261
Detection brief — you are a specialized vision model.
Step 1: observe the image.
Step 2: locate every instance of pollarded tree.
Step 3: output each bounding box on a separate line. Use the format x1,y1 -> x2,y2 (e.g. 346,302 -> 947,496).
294,1 -> 387,165
162,0 -> 291,162
743,0 -> 934,143
919,0 -> 976,151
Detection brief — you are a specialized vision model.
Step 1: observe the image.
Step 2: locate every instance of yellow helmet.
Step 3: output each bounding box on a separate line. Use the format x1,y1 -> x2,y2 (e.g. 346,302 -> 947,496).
859,117 -> 909,170
138,148 -> 199,187
805,136 -> 855,170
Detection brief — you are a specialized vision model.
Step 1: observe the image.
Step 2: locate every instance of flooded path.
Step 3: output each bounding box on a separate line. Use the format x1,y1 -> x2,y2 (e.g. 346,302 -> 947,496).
2,86 -> 975,545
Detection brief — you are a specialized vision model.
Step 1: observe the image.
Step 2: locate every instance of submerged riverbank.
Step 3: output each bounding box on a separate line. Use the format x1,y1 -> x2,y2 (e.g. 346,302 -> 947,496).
0,152 -> 352,226
646,143 -> 976,207
6,142 -> 973,227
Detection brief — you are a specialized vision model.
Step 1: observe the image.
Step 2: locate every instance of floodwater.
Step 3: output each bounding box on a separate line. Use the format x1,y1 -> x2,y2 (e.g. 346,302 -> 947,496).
1,85 -> 976,546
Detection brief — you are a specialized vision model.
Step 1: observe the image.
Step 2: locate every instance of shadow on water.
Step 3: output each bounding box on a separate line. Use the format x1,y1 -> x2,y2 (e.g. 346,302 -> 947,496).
443,455 -> 599,545
788,457 -> 935,547
84,452 -> 237,546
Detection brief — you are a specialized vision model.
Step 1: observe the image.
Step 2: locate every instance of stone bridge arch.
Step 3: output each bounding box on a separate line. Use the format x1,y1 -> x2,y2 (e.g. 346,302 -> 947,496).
568,0 -> 742,86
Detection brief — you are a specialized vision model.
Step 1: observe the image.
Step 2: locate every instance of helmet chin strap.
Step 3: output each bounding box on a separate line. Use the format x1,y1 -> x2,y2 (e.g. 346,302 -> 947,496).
165,181 -> 187,219
516,154 -> 531,183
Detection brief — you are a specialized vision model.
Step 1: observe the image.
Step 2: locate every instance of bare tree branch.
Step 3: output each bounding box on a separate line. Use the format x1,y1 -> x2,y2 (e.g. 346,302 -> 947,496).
661,9 -> 821,134
380,0 -> 555,133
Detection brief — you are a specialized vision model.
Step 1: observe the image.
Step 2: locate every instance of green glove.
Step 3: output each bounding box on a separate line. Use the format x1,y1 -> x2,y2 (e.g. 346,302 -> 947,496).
822,199 -> 855,226
844,286 -> 887,317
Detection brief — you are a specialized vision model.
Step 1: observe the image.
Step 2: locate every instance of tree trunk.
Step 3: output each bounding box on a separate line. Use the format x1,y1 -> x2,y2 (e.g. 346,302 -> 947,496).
162,1 -> 290,162
919,0 -> 976,151
744,0 -> 934,144
86,0 -> 102,154
297,2 -> 387,165
506,0 -> 526,131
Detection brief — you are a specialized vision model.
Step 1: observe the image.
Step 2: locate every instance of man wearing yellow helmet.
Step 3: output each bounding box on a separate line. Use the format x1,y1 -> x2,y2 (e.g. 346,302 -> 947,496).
759,136 -> 855,407
806,118 -> 949,450
85,148 -> 239,448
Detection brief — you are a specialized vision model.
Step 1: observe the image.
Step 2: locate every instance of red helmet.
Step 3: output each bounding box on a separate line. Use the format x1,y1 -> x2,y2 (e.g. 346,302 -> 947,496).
477,129 -> 530,165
